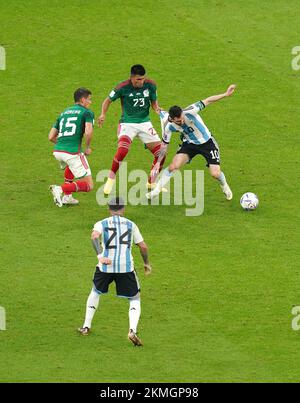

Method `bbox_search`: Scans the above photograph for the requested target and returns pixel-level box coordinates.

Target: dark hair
[108,196,125,211]
[168,105,182,119]
[130,64,146,76]
[74,87,92,103]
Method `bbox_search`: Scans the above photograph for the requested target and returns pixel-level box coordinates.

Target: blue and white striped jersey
[93,215,144,273]
[160,101,212,145]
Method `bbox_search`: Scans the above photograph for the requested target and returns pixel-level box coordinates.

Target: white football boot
[146,184,162,200]
[221,183,233,200]
[62,194,79,205]
[103,177,115,195]
[128,329,143,346]
[49,185,63,207]
[146,182,168,193]
[78,327,90,336]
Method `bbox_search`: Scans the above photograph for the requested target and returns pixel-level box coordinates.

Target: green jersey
[53,104,94,154]
[108,78,157,123]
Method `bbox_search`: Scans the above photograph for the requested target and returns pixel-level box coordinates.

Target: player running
[48,88,95,207]
[78,197,151,347]
[146,84,236,201]
[97,64,166,195]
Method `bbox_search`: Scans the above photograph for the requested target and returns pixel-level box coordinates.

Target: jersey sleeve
[93,221,103,235]
[52,117,60,130]
[108,86,122,102]
[162,124,174,144]
[84,110,95,126]
[133,224,144,244]
[159,111,172,144]
[149,83,157,101]
[183,100,205,115]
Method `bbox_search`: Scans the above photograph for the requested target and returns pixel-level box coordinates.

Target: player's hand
[84,147,92,156]
[98,257,112,265]
[97,114,105,128]
[226,84,236,97]
[144,264,152,275]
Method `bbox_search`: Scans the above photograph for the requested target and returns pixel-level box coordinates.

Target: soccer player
[78,197,151,347]
[48,88,94,207]
[97,64,166,195]
[146,84,236,201]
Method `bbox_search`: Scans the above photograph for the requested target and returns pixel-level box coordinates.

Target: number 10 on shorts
[0,306,6,330]
[210,150,220,160]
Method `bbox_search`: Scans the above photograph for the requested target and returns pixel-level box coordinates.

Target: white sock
[157,168,174,190]
[216,171,227,186]
[83,289,100,329]
[128,296,141,333]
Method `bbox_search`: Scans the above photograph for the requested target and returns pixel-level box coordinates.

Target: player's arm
[202,84,236,106]
[49,116,60,143]
[150,82,161,114]
[136,241,152,275]
[133,224,151,275]
[97,97,112,128]
[84,122,93,155]
[91,230,111,265]
[151,100,161,114]
[48,127,58,143]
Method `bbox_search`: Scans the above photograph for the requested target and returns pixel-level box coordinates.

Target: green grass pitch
[1,0,300,382]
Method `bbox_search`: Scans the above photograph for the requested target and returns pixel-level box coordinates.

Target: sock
[148,144,166,183]
[156,168,174,190]
[216,171,227,186]
[128,296,141,333]
[61,181,90,193]
[64,167,74,195]
[64,166,74,183]
[83,289,100,329]
[110,136,131,177]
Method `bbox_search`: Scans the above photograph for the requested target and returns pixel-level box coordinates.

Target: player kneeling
[48,88,94,207]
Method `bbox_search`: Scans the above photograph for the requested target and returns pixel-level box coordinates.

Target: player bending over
[146,84,236,201]
[98,64,166,195]
[49,88,94,207]
[78,197,152,347]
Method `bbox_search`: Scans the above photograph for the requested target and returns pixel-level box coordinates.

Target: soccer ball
[240,192,259,210]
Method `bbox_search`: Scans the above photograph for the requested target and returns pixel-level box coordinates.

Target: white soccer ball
[240,192,259,210]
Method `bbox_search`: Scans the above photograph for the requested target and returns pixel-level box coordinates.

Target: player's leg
[62,166,79,205]
[204,137,233,200]
[115,271,143,346]
[79,287,101,335]
[146,152,190,199]
[145,141,166,187]
[79,270,112,335]
[128,292,143,346]
[104,124,136,195]
[137,122,166,189]
[209,164,232,200]
[54,158,78,204]
[50,153,93,207]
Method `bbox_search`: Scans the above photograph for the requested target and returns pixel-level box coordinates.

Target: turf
[1,0,300,383]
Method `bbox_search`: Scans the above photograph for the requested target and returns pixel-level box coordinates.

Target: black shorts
[93,267,140,298]
[177,137,220,167]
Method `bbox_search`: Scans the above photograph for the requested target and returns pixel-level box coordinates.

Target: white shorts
[118,122,161,144]
[53,152,91,179]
